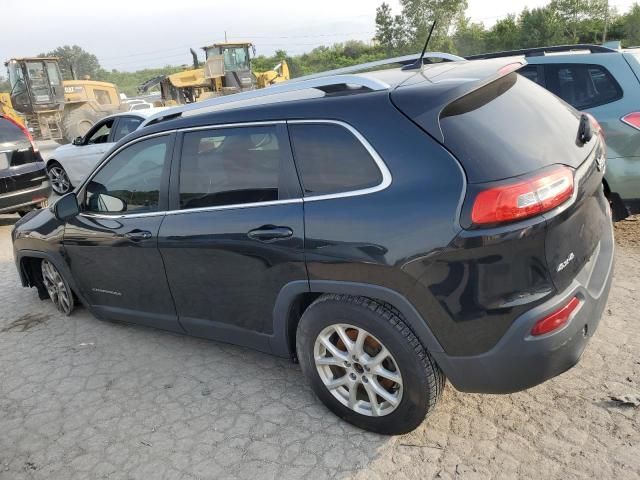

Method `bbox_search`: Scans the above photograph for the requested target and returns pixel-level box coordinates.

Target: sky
[1,0,637,72]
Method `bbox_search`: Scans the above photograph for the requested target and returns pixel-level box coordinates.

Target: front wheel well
[46,159,61,170]
[19,257,48,300]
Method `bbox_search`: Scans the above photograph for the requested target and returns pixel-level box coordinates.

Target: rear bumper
[0,181,51,214]
[434,219,615,394]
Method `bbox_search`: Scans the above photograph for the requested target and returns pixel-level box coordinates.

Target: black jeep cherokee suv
[12,57,614,434]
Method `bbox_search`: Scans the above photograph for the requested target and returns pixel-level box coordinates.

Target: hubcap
[48,166,70,194]
[41,260,73,315]
[314,324,403,417]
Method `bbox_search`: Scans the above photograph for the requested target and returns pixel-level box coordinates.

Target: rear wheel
[296,294,445,435]
[41,260,74,316]
[47,161,72,195]
[61,104,99,143]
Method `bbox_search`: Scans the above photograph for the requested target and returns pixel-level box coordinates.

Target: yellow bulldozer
[4,57,124,143]
[139,42,290,106]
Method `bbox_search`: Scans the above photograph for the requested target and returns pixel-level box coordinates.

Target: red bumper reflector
[531,297,581,336]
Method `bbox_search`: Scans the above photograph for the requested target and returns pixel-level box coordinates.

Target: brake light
[471,166,574,226]
[3,115,39,153]
[498,62,524,76]
[531,297,581,336]
[621,112,640,131]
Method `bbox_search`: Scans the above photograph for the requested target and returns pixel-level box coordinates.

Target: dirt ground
[0,214,638,480]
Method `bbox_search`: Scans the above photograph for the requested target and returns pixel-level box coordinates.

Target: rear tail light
[531,297,581,336]
[621,112,640,131]
[471,166,574,226]
[4,115,39,153]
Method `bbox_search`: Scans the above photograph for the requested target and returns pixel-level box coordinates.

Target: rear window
[288,123,382,196]
[0,118,26,143]
[545,64,622,109]
[112,116,143,142]
[440,73,586,183]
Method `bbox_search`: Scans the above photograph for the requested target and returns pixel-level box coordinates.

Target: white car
[46,108,167,195]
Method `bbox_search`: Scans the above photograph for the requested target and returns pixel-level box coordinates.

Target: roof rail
[287,52,465,82]
[466,44,617,60]
[143,74,391,126]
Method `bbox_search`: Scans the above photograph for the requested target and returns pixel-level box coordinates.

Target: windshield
[222,47,250,71]
[7,61,26,95]
[25,61,51,102]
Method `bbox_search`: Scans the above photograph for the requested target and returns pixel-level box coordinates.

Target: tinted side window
[288,123,382,196]
[546,64,622,109]
[86,119,114,145]
[179,126,284,209]
[85,136,170,214]
[112,116,143,142]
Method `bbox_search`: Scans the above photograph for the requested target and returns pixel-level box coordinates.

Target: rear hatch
[391,60,609,290]
[0,117,46,195]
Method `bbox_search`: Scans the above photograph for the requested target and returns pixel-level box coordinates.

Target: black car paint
[0,117,51,214]
[12,62,614,394]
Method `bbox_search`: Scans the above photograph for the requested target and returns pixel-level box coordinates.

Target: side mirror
[53,192,79,221]
[72,136,83,146]
[93,193,126,213]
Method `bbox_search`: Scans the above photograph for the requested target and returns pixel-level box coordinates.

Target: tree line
[374,0,640,57]
[3,1,639,96]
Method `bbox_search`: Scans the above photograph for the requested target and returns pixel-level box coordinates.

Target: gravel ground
[0,214,638,480]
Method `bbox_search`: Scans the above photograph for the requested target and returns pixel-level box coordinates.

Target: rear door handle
[247,225,293,242]
[123,230,152,240]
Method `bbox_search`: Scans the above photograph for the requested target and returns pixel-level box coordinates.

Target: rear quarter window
[545,63,622,109]
[0,118,27,143]
[288,123,383,197]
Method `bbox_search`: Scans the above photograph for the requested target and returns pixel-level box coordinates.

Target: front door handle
[247,225,293,242]
[123,230,152,240]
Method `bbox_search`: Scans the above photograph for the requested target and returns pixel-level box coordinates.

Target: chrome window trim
[286,119,392,202]
[77,130,176,220]
[164,198,303,217]
[179,120,286,132]
[78,119,392,219]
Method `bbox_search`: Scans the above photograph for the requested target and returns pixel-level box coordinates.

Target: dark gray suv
[12,55,614,434]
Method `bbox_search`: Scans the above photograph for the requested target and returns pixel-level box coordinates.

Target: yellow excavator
[4,57,124,142]
[139,42,290,106]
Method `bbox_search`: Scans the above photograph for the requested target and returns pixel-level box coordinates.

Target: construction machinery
[139,42,290,106]
[4,57,124,143]
[0,92,25,127]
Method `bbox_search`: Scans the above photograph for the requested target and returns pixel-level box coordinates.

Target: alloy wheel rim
[49,166,70,194]
[313,324,403,417]
[41,260,72,315]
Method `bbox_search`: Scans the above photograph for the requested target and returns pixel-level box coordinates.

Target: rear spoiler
[391,58,527,143]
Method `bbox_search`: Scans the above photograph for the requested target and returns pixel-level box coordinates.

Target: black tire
[296,294,445,435]
[47,161,73,195]
[61,105,100,143]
